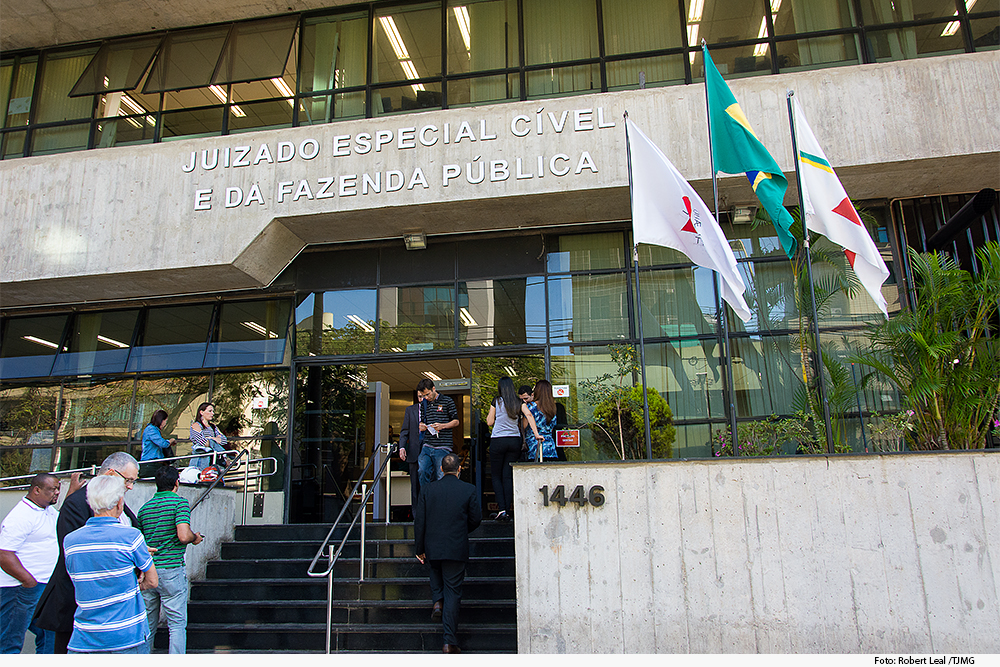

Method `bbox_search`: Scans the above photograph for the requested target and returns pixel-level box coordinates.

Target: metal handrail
[305,442,397,655]
[0,451,219,490]
[191,448,250,511]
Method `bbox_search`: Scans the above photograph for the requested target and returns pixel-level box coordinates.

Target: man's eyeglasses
[112,469,138,486]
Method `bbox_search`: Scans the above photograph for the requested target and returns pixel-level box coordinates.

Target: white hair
[98,451,138,475]
[86,474,125,513]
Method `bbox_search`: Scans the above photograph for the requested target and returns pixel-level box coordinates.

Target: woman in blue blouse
[190,402,228,470]
[521,380,558,461]
[140,410,176,463]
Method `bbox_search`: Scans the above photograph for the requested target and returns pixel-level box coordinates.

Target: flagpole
[702,42,740,454]
[786,90,835,453]
[624,111,654,460]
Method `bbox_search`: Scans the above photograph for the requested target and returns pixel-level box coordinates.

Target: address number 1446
[539,485,605,507]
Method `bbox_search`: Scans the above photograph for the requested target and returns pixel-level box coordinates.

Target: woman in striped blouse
[189,402,228,470]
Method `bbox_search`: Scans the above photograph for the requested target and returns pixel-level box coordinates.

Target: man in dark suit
[414,453,481,654]
[32,452,141,653]
[398,392,424,512]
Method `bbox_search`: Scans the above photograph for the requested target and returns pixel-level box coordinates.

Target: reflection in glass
[130,375,210,444]
[448,0,518,74]
[673,422,714,459]
[636,267,718,338]
[56,378,136,444]
[859,0,961,25]
[547,232,626,272]
[51,443,143,474]
[52,310,139,376]
[206,300,291,367]
[868,23,967,61]
[0,386,60,459]
[1,315,68,379]
[459,278,547,347]
[731,260,799,334]
[548,273,629,343]
[127,304,213,372]
[523,0,599,65]
[374,3,443,85]
[644,340,725,421]
[379,285,456,350]
[729,335,802,418]
[295,290,377,356]
[686,0,765,65]
[301,12,369,93]
[372,83,443,115]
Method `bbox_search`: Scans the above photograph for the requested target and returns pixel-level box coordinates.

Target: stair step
[206,556,515,579]
[234,522,513,542]
[221,536,514,560]
[190,577,515,601]
[188,599,516,625]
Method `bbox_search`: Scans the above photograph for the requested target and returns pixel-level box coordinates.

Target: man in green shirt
[137,466,203,654]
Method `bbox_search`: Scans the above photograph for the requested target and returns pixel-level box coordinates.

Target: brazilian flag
[703,45,797,258]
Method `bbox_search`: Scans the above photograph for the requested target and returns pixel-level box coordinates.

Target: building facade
[1,0,998,521]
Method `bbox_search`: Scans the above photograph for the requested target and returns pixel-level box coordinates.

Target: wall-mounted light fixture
[731,206,756,224]
[404,232,427,250]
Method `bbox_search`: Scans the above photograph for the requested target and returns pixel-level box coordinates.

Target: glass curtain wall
[3,0,993,158]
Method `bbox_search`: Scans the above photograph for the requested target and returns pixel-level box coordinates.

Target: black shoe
[493,511,507,521]
[443,644,461,653]
[431,600,443,620]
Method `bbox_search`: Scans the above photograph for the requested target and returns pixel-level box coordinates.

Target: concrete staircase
[155,522,517,653]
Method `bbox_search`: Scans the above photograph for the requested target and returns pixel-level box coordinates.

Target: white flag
[793,98,890,316]
[626,117,751,323]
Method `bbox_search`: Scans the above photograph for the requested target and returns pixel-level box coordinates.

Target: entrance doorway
[289,353,543,523]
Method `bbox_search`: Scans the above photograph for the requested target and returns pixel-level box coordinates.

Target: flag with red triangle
[793,98,890,316]
[626,117,751,323]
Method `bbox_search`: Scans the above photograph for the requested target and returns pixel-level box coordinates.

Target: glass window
[673,422,714,459]
[51,310,139,376]
[296,290,378,356]
[692,43,772,80]
[144,25,231,93]
[372,82,443,115]
[971,17,1000,49]
[0,385,60,451]
[775,35,861,71]
[226,98,294,133]
[131,374,210,443]
[56,377,136,444]
[636,267,719,338]
[379,284,456,351]
[546,232,627,272]
[212,16,299,85]
[1,131,27,159]
[772,0,856,34]
[30,123,91,155]
[526,64,600,97]
[867,23,968,60]
[1,60,14,128]
[448,0,519,75]
[729,335,802,418]
[158,106,225,140]
[374,3,443,85]
[93,114,157,149]
[603,0,683,55]
[210,370,289,491]
[127,304,213,372]
[686,0,767,50]
[69,35,163,97]
[459,278,547,347]
[644,340,726,420]
[0,315,68,379]
[549,344,658,461]
[859,0,962,25]
[206,300,291,368]
[301,11,369,93]
[4,57,37,129]
[523,0,599,65]
[606,55,686,89]
[447,74,519,106]
[51,443,140,474]
[299,91,366,123]
[35,49,97,123]
[548,273,630,343]
[730,260,800,333]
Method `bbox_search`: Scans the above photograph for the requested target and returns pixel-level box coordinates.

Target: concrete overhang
[1,54,998,309]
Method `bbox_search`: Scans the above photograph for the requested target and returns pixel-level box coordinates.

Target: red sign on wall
[555,430,580,448]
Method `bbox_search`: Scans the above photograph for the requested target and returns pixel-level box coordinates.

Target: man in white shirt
[0,473,60,654]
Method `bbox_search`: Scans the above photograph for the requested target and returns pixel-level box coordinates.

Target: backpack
[198,465,222,484]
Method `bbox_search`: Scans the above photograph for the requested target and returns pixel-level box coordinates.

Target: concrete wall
[512,452,1000,653]
[2,52,997,307]
[0,480,236,581]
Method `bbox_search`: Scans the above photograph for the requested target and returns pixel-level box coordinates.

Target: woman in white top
[486,377,522,521]
[189,402,228,470]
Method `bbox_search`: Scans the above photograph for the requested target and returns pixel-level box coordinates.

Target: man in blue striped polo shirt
[64,475,158,654]
[416,378,459,487]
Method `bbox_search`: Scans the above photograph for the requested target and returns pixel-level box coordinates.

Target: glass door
[291,363,368,523]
